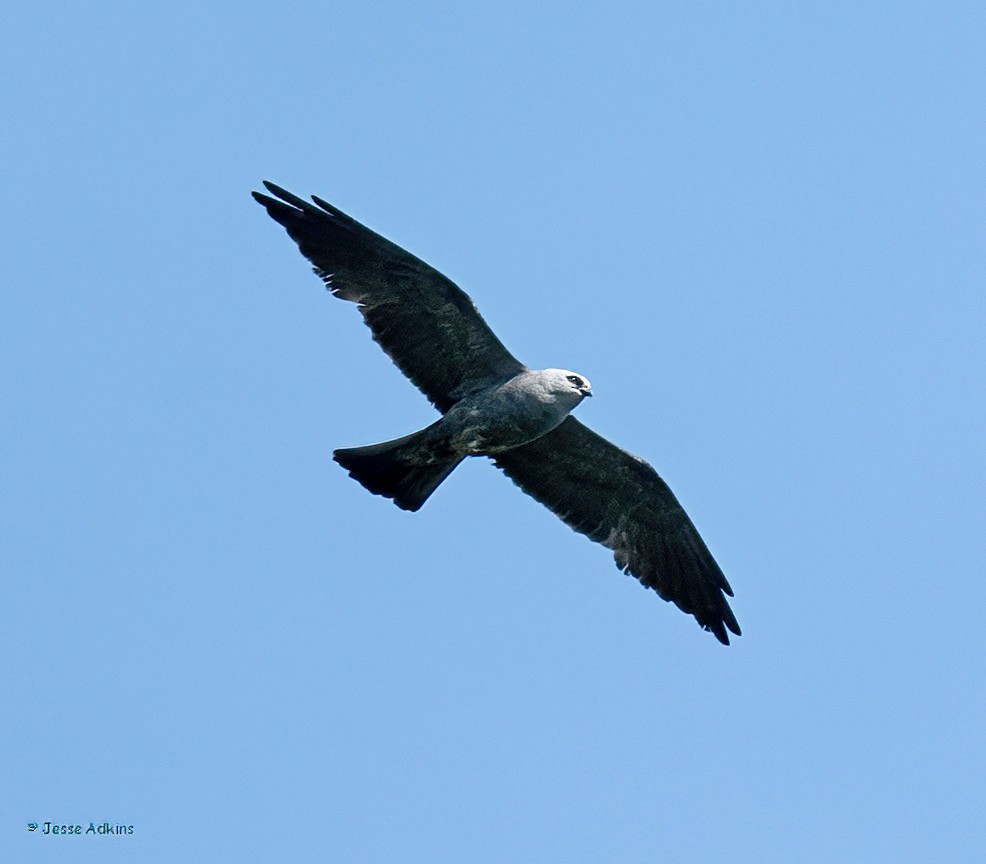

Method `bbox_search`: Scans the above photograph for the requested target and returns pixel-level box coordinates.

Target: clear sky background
[3,2,984,861]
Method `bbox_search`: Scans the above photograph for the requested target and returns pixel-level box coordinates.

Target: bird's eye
[567,375,583,387]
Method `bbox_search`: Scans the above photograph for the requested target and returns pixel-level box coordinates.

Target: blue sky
[3,1,984,861]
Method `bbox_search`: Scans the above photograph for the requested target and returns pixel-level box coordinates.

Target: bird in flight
[252,182,741,644]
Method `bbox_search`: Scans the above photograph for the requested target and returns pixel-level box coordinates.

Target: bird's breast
[442,387,574,455]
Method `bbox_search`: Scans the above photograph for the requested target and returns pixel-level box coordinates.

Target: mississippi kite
[253,182,741,644]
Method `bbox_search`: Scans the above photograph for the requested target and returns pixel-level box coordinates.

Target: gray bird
[252,182,741,644]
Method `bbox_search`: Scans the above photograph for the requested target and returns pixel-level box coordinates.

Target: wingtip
[704,603,741,645]
[254,182,353,230]
[723,603,742,637]
[710,622,730,645]
[311,193,341,216]
[260,181,317,212]
[259,180,305,198]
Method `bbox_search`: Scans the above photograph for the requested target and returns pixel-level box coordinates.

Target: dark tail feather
[333,434,463,512]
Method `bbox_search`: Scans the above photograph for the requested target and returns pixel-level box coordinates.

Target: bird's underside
[253,181,741,644]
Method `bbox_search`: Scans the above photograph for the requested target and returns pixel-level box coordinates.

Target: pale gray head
[540,368,593,405]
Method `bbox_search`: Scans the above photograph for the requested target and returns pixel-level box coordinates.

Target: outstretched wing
[494,417,740,644]
[253,182,525,412]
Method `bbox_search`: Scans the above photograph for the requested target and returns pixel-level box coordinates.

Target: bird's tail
[333,431,464,512]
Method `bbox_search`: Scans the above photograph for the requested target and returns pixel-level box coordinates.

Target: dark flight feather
[495,417,740,644]
[252,182,524,412]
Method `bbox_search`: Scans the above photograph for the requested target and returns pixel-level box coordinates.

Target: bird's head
[543,369,593,402]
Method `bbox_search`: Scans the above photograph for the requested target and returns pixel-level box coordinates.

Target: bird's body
[438,368,592,455]
[253,182,742,644]
[335,368,591,511]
